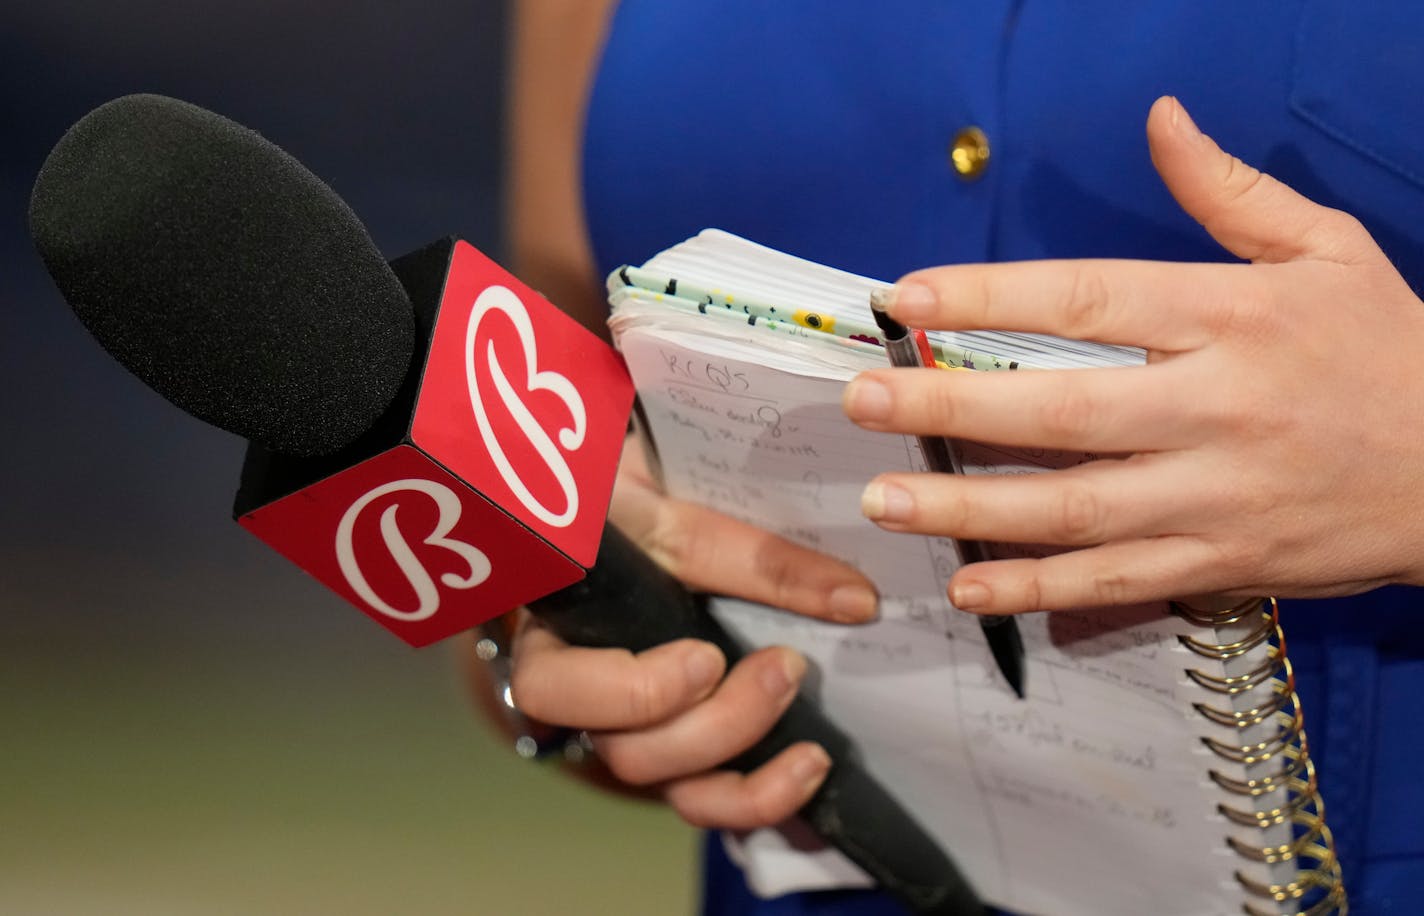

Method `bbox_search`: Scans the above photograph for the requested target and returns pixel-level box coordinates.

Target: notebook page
[617,321,1243,916]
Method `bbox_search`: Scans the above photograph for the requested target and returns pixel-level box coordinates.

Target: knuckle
[743,780,793,829]
[1060,265,1113,338]
[1205,287,1281,340]
[1210,381,1261,435]
[933,482,973,532]
[1215,537,1268,582]
[1240,539,1273,579]
[643,513,692,576]
[1019,575,1047,613]
[1037,386,1099,440]
[752,544,802,611]
[923,380,961,432]
[1315,209,1385,265]
[1317,207,1366,243]
[966,270,997,327]
[667,787,723,830]
[507,667,552,721]
[1088,569,1138,607]
[598,742,659,787]
[624,667,677,725]
[1232,479,1276,520]
[1214,156,1268,210]
[1053,482,1107,544]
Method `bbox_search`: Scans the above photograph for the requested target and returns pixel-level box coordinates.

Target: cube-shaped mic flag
[235,239,634,646]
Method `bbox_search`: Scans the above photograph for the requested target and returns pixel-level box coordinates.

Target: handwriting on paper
[616,326,1234,913]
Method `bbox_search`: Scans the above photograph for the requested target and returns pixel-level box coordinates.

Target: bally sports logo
[334,478,493,622]
[464,284,586,528]
[335,285,588,623]
[239,240,630,647]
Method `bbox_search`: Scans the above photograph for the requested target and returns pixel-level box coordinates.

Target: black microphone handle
[528,523,985,916]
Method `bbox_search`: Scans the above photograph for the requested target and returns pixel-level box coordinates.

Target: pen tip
[869,287,892,313]
[985,619,1028,700]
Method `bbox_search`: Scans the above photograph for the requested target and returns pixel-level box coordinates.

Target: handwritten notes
[618,324,1245,916]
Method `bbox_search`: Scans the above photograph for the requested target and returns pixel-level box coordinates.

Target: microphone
[28,94,984,916]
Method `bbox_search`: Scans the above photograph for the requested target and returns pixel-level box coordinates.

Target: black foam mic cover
[28,94,415,456]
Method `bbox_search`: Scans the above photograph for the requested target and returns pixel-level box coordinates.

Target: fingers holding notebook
[610,431,881,624]
[847,97,1424,614]
[844,362,1212,452]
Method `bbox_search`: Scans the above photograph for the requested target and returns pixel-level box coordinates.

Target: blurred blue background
[1,2,694,912]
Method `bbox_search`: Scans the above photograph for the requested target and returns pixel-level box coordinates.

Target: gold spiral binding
[1171,598,1347,915]
[1208,744,1311,798]
[1185,648,1287,695]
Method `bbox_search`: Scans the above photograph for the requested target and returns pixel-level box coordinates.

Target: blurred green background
[2,1,697,912]
[1,562,695,915]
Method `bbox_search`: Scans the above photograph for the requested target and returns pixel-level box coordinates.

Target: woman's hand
[496,435,878,829]
[844,96,1424,614]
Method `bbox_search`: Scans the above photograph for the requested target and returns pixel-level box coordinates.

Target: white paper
[606,231,1294,915]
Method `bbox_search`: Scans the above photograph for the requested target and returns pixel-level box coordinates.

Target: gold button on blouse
[949,126,991,180]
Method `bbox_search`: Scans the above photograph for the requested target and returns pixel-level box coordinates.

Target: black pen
[869,290,1027,699]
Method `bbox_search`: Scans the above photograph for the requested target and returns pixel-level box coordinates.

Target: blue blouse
[583,3,1424,912]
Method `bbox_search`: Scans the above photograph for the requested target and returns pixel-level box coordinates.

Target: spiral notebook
[605,230,1345,916]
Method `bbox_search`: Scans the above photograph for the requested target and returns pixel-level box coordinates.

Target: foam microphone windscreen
[28,93,415,456]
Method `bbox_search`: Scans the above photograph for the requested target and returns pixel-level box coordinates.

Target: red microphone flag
[237,240,634,646]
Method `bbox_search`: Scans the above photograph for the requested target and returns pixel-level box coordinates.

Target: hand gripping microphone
[28,94,983,916]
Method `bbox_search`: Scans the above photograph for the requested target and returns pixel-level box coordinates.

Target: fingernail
[792,744,832,794]
[884,281,937,324]
[761,649,807,698]
[1171,97,1203,142]
[861,479,913,522]
[827,584,879,623]
[952,581,991,611]
[684,643,724,689]
[843,376,892,422]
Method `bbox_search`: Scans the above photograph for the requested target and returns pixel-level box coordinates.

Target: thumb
[1147,95,1379,266]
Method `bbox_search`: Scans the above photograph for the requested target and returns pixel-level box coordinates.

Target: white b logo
[335,479,492,621]
[466,285,585,528]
